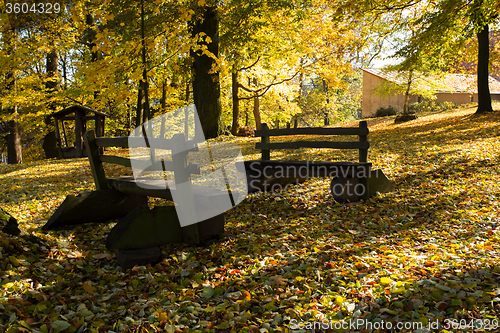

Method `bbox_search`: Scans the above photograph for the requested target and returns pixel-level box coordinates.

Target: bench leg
[182,224,200,245]
[106,206,184,250]
[106,206,226,250]
[43,190,148,230]
[182,212,225,245]
[116,247,161,269]
[330,177,369,203]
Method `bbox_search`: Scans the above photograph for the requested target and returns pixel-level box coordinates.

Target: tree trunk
[136,85,144,128]
[7,118,22,164]
[62,53,68,89]
[140,0,151,128]
[127,107,132,134]
[476,24,493,114]
[141,75,150,125]
[85,14,100,100]
[252,77,262,130]
[253,95,261,131]
[45,47,60,114]
[191,6,223,139]
[161,80,167,111]
[231,67,240,135]
[322,79,329,125]
[43,46,60,159]
[46,49,59,91]
[403,69,413,115]
[4,23,22,164]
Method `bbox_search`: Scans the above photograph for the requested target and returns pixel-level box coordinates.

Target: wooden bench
[243,121,373,202]
[83,129,232,252]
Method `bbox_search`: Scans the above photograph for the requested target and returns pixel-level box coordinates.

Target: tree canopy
[1,0,498,161]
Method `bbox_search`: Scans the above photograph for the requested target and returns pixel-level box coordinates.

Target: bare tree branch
[239,56,261,71]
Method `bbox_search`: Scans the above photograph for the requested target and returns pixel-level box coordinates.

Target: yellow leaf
[9,256,22,267]
[380,277,394,285]
[156,311,168,321]
[198,0,206,6]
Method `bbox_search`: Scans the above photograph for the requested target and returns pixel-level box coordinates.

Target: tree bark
[62,53,68,89]
[322,79,330,125]
[45,46,60,115]
[140,0,151,128]
[43,45,60,159]
[191,6,223,139]
[476,24,493,113]
[136,85,144,128]
[4,23,22,164]
[46,48,59,92]
[161,80,167,111]
[185,79,191,102]
[85,14,100,100]
[141,75,150,125]
[7,118,22,164]
[231,67,240,135]
[253,95,261,131]
[252,77,262,130]
[403,69,413,115]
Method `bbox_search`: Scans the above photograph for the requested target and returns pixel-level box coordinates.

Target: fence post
[261,123,270,160]
[359,121,368,163]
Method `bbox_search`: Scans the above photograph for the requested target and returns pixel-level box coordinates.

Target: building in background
[361,68,500,118]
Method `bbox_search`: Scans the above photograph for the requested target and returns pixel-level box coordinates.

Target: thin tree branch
[239,56,261,71]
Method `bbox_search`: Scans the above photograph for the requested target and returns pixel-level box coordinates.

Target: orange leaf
[83,281,96,295]
[26,318,37,325]
[424,261,435,267]
[239,291,251,301]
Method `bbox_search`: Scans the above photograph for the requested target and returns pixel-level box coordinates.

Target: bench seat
[107,176,242,210]
[243,160,372,193]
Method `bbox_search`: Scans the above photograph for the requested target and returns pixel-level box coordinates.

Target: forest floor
[1,105,500,332]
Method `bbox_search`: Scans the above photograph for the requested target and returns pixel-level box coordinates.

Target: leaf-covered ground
[1,106,500,333]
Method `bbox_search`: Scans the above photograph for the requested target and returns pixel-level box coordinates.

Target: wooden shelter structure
[51,105,107,159]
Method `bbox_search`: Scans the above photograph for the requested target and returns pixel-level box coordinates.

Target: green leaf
[51,320,71,331]
[430,290,442,301]
[201,287,214,299]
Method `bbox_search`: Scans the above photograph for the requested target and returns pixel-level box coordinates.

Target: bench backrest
[254,121,369,162]
[83,130,200,191]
